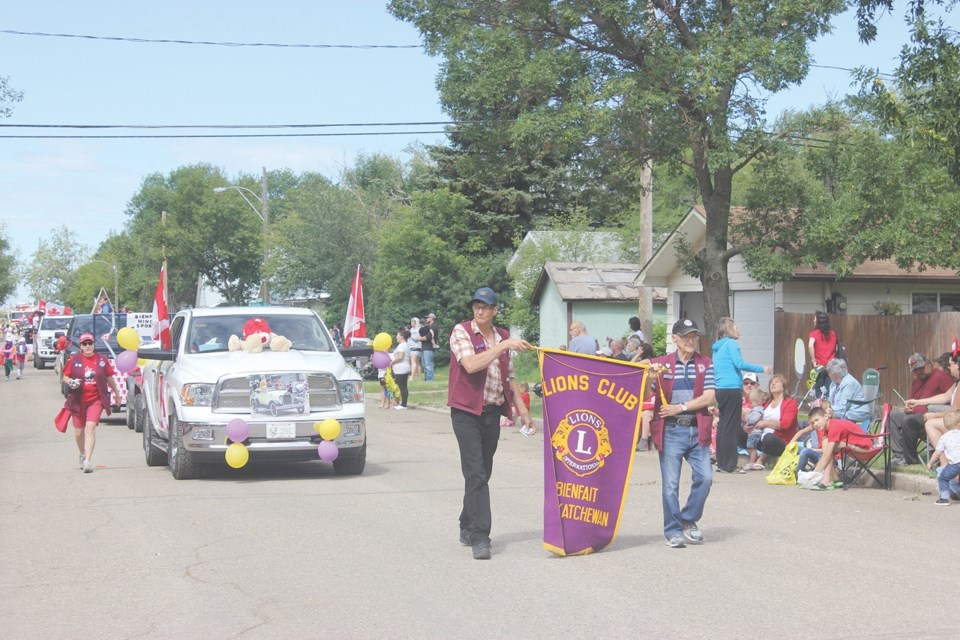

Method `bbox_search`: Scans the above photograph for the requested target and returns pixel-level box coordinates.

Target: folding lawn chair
[839,402,892,490]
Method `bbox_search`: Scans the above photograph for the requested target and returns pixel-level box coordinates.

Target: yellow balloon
[117,327,141,351]
[372,332,392,352]
[318,418,341,441]
[225,442,249,469]
[137,358,147,367]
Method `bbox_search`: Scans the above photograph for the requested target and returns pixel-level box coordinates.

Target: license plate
[266,423,296,439]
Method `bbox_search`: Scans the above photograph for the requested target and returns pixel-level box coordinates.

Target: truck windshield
[187,314,334,354]
[41,317,72,331]
[71,314,131,352]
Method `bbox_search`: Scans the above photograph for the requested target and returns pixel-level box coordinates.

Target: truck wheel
[168,414,200,480]
[133,394,144,433]
[126,396,136,429]
[333,442,366,476]
[36,357,45,370]
[143,414,168,467]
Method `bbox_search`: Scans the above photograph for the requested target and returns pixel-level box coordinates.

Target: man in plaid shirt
[448,287,534,560]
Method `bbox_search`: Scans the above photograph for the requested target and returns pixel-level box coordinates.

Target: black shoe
[472,540,491,560]
[459,529,470,546]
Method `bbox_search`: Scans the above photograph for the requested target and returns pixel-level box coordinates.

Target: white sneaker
[82,460,94,473]
[394,405,408,411]
[79,454,85,469]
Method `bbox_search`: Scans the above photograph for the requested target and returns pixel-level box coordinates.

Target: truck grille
[213,372,341,412]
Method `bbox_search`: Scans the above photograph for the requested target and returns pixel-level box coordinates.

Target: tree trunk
[638,160,653,341]
[698,167,734,352]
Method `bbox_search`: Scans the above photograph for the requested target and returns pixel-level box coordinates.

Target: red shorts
[71,402,105,428]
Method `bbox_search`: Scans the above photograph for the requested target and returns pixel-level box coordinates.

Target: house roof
[636,205,960,286]
[507,230,631,272]
[532,262,667,305]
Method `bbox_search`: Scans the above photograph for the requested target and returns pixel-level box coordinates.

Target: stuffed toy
[228,317,292,353]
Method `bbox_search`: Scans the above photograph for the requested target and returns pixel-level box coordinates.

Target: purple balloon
[371,350,391,369]
[115,349,138,373]
[225,418,249,443]
[317,440,339,462]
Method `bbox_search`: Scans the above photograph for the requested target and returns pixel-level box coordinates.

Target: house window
[912,293,960,313]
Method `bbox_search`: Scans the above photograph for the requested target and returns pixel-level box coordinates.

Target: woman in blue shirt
[712,317,770,473]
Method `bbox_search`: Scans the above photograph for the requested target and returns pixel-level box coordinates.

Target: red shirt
[909,368,955,414]
[826,418,873,449]
[809,329,837,366]
[75,353,116,404]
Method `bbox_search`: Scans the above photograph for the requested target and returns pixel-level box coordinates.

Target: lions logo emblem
[550,409,613,477]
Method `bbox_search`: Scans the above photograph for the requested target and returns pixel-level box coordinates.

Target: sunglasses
[80,340,94,346]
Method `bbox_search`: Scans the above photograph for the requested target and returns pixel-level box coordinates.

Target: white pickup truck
[135,306,368,480]
[33,314,73,369]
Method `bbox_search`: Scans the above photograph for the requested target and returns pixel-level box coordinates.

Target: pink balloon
[115,350,138,373]
[371,350,391,369]
[317,440,339,462]
[225,418,249,443]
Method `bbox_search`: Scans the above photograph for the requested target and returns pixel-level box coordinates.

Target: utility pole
[638,160,653,342]
[259,166,270,305]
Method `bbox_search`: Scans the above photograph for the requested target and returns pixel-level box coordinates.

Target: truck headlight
[338,380,364,403]
[181,383,215,407]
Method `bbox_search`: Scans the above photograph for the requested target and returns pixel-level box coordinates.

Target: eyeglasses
[80,341,94,346]
[472,303,495,312]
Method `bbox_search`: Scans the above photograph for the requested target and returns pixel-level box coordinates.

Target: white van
[33,314,73,369]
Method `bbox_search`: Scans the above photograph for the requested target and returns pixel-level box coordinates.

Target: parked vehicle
[33,314,73,369]
[136,306,369,479]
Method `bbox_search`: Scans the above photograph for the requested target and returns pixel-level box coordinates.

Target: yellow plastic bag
[766,441,800,485]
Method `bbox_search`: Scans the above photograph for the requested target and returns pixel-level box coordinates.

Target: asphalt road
[1,369,956,640]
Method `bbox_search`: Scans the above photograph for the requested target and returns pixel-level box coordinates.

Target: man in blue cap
[448,286,535,559]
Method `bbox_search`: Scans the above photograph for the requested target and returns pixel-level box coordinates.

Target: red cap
[79,332,95,343]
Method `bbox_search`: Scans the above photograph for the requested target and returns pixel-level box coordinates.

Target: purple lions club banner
[539,348,649,556]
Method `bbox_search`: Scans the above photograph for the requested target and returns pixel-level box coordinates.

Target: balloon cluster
[225,418,250,468]
[370,332,400,396]
[115,327,141,374]
[314,418,341,462]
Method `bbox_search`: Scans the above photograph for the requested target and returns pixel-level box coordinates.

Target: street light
[88,259,119,311]
[213,166,271,304]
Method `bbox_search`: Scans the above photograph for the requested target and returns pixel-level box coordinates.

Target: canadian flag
[152,263,172,349]
[343,264,366,347]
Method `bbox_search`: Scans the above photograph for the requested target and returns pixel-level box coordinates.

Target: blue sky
[1,2,911,304]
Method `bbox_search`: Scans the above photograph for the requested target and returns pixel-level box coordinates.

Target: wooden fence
[773,312,960,405]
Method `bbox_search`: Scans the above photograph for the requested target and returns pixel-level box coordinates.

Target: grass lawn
[365,360,544,418]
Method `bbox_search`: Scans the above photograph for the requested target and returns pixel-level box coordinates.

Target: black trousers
[451,407,501,544]
[715,388,744,472]
[760,433,786,458]
[394,372,409,407]
[889,411,926,463]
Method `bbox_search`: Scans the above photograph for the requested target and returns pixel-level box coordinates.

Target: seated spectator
[916,353,960,449]
[791,399,834,472]
[752,373,800,468]
[742,386,769,470]
[935,352,952,373]
[609,338,629,361]
[807,406,876,490]
[890,353,955,465]
[824,358,872,427]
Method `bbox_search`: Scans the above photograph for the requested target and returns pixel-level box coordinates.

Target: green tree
[0,222,17,304]
[390,0,849,336]
[124,164,267,308]
[0,75,23,118]
[854,1,960,183]
[22,226,88,303]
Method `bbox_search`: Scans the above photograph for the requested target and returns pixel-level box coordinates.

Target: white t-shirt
[392,342,411,375]
[760,403,781,438]
[936,429,960,465]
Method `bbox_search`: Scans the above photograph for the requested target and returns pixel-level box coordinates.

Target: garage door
[732,290,774,388]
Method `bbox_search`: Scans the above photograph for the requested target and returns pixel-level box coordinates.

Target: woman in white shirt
[390,329,412,409]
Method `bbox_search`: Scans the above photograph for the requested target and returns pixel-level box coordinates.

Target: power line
[0,130,449,140]
[0,121,466,130]
[0,29,421,49]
